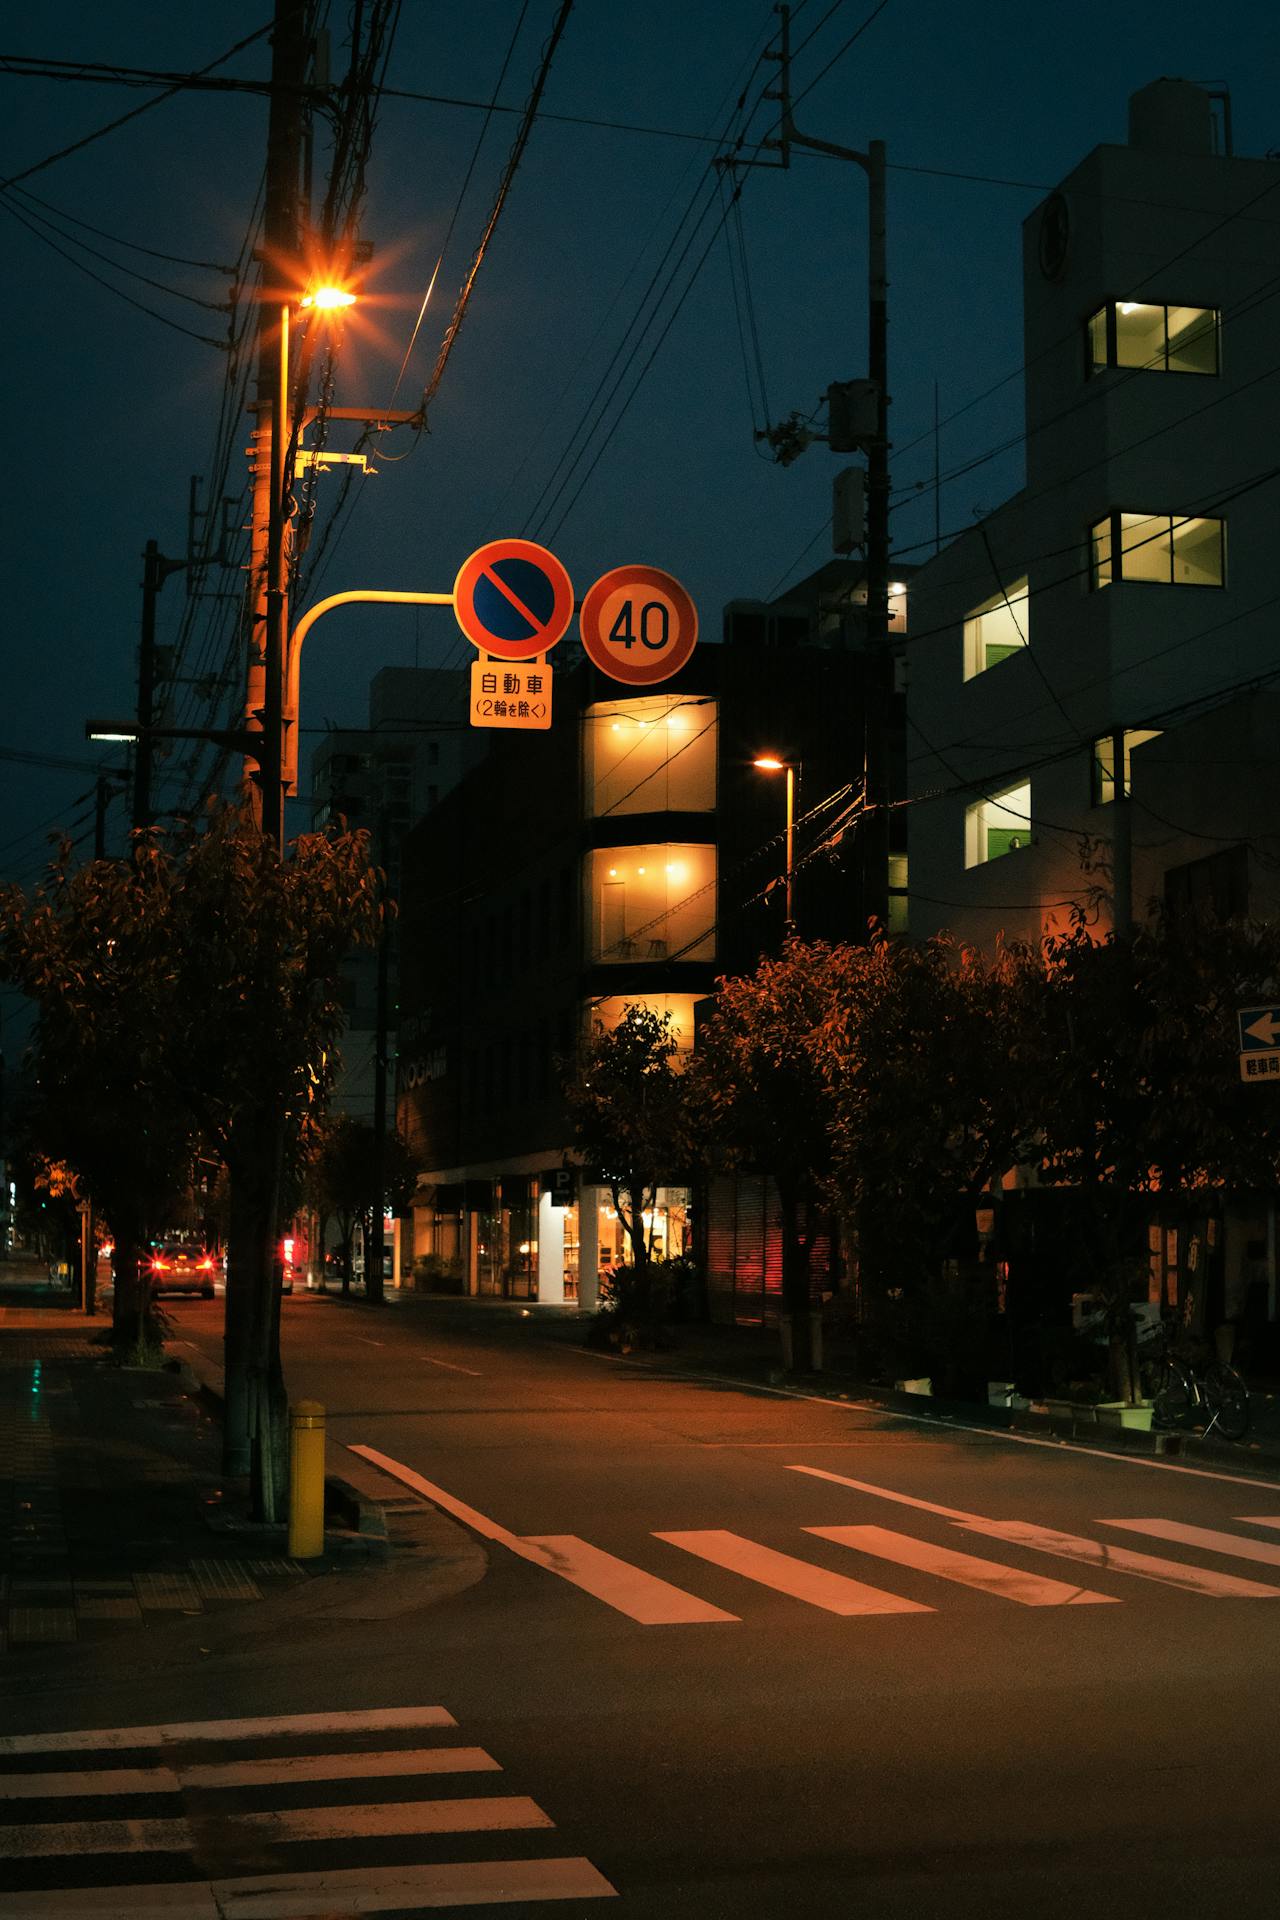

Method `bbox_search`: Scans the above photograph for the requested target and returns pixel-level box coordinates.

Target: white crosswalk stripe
[808,1523,1118,1606]
[0,1706,617,1915]
[655,1528,932,1615]
[1099,1518,1280,1566]
[958,1518,1280,1597]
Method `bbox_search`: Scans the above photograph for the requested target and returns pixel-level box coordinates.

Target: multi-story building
[906,79,1280,1334]
[394,621,867,1316]
[908,78,1280,949]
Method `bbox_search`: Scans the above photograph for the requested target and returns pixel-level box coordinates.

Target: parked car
[148,1244,218,1298]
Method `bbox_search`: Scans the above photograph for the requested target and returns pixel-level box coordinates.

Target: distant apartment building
[905,79,1280,1334]
[908,79,1280,948]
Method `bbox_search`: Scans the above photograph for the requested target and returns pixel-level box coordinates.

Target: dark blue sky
[2,0,1276,932]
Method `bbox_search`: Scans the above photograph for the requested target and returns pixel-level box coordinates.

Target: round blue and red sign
[453,538,574,661]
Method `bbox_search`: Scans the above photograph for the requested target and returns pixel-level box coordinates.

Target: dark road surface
[5,1290,1280,1918]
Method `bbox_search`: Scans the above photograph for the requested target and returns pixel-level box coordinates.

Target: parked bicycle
[1141,1319,1250,1441]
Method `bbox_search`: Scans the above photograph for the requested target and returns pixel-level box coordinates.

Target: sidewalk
[0,1258,487,1658]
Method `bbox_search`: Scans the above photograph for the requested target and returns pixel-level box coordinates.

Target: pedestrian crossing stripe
[350,1446,1280,1622]
[0,1705,618,1914]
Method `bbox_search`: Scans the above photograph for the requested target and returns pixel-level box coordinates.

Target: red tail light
[150,1257,168,1273]
[198,1257,214,1272]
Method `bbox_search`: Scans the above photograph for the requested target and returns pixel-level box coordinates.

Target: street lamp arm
[282,588,455,793]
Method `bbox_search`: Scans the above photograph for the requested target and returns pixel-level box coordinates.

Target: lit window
[588,994,705,1052]
[1086,301,1219,376]
[963,577,1029,679]
[1091,728,1162,805]
[583,696,717,817]
[587,845,716,963]
[1089,511,1224,588]
[965,782,1031,868]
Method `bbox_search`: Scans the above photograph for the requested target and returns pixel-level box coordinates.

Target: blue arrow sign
[1238,1006,1280,1050]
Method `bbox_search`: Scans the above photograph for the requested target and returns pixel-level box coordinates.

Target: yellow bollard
[288,1399,326,1560]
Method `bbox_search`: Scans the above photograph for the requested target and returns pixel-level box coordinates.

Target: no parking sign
[453,538,575,661]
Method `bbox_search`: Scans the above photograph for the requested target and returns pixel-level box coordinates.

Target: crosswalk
[0,1704,616,1916]
[352,1443,1280,1625]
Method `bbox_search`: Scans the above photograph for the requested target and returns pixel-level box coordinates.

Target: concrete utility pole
[245,0,309,851]
[134,540,189,832]
[765,4,893,930]
[365,810,393,1305]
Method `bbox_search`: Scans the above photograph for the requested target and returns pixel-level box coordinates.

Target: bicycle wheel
[1204,1362,1250,1441]
[1151,1356,1193,1429]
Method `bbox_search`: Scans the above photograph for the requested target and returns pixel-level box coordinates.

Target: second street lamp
[753,755,799,933]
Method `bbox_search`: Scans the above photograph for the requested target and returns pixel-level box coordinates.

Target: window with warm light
[1090,511,1225,588]
[1091,728,1162,805]
[963,577,1029,679]
[583,696,716,817]
[587,845,716,964]
[965,782,1031,867]
[1087,300,1219,376]
[589,993,705,1051]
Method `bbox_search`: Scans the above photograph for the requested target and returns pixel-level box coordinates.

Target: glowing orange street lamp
[299,284,357,311]
[753,755,799,932]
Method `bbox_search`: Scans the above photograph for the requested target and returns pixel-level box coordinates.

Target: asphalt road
[7,1290,1280,1919]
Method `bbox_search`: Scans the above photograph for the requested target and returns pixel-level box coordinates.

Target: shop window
[1091,728,1162,805]
[963,578,1029,679]
[587,845,716,964]
[1087,301,1219,376]
[584,695,717,817]
[1090,511,1224,588]
[965,782,1031,868]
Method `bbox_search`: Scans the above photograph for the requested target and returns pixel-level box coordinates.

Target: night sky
[2,1,1276,961]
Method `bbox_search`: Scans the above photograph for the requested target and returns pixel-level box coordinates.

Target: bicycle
[1141,1320,1250,1441]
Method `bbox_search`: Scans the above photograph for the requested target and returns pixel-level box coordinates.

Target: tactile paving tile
[75,1595,143,1622]
[133,1570,203,1611]
[244,1557,305,1576]
[7,1606,76,1644]
[188,1560,262,1601]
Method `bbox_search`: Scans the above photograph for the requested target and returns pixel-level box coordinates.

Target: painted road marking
[1235,1515,1280,1529]
[807,1523,1116,1607]
[349,1447,729,1622]
[1,1815,193,1857]
[232,1794,551,1841]
[523,1535,738,1624]
[1100,1518,1280,1566]
[654,1529,931,1616]
[0,1748,500,1799]
[958,1519,1280,1597]
[420,1353,484,1376]
[0,1858,617,1916]
[0,1705,456,1758]
[785,1463,977,1520]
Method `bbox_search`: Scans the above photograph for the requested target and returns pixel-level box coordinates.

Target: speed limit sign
[578,565,698,685]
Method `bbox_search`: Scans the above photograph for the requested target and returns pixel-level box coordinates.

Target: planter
[987,1381,1017,1408]
[1040,1398,1098,1425]
[895,1377,932,1396]
[1096,1399,1154,1432]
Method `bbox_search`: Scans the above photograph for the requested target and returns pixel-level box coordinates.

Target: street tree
[694,939,845,1370]
[0,837,194,1346]
[813,932,1043,1387]
[561,1005,705,1329]
[306,1112,417,1294]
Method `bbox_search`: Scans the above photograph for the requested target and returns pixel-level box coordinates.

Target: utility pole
[365,809,393,1305]
[1111,725,1133,938]
[246,0,309,851]
[760,4,894,930]
[134,540,188,832]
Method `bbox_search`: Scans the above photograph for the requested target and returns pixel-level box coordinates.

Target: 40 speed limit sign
[579,565,698,685]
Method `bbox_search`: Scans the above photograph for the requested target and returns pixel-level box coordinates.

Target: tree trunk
[778,1182,815,1372]
[224,1124,289,1518]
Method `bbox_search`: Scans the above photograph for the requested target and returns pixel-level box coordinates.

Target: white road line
[808,1523,1117,1607]
[0,1705,456,1759]
[1236,1515,1280,1528]
[0,1858,618,1916]
[0,1815,192,1858]
[420,1353,484,1376]
[655,1529,932,1616]
[785,1463,977,1520]
[958,1519,1280,1598]
[0,1748,500,1800]
[234,1795,551,1840]
[1101,1518,1280,1566]
[347,1448,731,1622]
[522,1535,738,1625]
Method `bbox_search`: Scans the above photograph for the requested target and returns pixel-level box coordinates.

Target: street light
[753,755,799,933]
